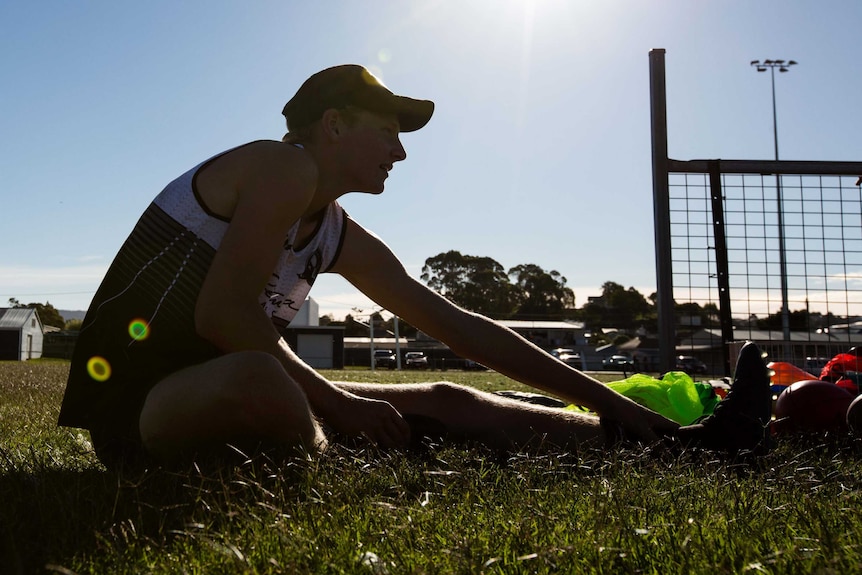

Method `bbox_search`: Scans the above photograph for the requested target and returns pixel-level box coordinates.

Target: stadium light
[750,59,798,160]
[750,58,798,344]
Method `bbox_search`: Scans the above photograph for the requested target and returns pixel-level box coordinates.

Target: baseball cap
[282,65,434,133]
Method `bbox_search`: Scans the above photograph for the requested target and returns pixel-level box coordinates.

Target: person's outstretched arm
[332,218,679,443]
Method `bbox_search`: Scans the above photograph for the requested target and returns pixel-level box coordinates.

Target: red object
[836,377,860,396]
[820,352,862,382]
[773,380,855,434]
[848,395,862,436]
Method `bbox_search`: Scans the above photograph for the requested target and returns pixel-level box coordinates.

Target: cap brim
[388,96,435,133]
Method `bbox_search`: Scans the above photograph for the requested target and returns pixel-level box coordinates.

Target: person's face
[336,108,407,194]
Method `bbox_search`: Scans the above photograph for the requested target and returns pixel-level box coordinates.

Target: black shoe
[674,342,772,455]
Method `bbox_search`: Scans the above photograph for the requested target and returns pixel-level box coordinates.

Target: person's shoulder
[232,140,318,190]
[237,140,312,166]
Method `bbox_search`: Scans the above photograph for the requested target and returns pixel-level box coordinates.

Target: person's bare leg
[334,381,607,450]
[139,351,326,461]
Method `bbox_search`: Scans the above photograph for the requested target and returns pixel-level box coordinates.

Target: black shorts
[85,378,154,471]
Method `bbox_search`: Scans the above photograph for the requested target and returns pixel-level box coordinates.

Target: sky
[1,1,860,320]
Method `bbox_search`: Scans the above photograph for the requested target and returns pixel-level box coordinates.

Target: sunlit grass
[2,361,862,573]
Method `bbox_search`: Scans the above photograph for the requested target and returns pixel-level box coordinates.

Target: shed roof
[695,328,862,343]
[0,308,37,329]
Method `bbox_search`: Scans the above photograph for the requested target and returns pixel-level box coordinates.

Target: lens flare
[87,356,112,382]
[128,319,150,341]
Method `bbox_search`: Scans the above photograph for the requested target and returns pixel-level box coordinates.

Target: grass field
[2,361,862,574]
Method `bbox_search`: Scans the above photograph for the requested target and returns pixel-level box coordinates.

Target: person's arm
[332,218,678,442]
[193,143,410,446]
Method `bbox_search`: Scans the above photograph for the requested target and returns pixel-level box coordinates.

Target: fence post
[708,160,734,376]
[650,48,675,373]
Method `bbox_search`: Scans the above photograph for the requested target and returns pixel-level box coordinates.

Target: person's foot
[674,342,772,455]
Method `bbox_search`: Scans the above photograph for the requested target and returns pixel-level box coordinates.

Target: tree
[319,313,335,326]
[7,298,65,329]
[756,308,811,331]
[342,314,369,337]
[421,250,519,317]
[581,281,653,332]
[702,303,721,327]
[507,263,575,320]
[378,315,418,339]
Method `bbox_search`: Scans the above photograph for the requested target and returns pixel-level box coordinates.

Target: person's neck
[298,140,352,214]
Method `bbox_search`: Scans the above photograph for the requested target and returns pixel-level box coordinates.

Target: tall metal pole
[370,312,375,372]
[650,49,675,373]
[770,65,780,160]
[752,59,797,351]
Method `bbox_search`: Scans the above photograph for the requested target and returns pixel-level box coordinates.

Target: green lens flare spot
[87,356,112,382]
[128,319,150,341]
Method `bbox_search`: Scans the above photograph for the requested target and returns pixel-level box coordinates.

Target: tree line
[10,250,828,340]
[321,251,663,343]
[323,250,828,345]
[6,298,69,329]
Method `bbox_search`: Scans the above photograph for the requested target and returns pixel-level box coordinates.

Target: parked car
[675,355,708,375]
[602,355,634,370]
[404,351,429,370]
[550,348,582,368]
[373,349,397,369]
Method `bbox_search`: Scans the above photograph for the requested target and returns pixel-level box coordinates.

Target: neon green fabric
[567,371,718,425]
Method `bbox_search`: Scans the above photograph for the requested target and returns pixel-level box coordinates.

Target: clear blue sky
[2,1,860,319]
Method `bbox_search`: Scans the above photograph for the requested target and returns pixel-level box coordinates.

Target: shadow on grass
[0,444,316,574]
[2,433,861,573]
[0,462,185,573]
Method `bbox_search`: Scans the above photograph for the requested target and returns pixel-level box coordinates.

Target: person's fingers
[361,404,411,448]
[393,410,411,439]
[382,414,410,447]
[374,401,410,447]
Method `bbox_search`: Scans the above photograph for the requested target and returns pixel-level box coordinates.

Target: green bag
[568,371,719,425]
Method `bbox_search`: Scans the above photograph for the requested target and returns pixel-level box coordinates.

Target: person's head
[282,65,433,194]
[281,65,434,144]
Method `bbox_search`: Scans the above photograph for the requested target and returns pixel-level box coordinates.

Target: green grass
[2,362,862,573]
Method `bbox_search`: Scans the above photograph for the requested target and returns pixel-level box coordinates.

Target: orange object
[767,361,818,386]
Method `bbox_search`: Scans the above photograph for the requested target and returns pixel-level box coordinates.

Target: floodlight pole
[751,59,797,349]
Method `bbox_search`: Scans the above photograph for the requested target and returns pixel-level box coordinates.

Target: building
[0,308,44,360]
[279,298,345,369]
[497,319,589,348]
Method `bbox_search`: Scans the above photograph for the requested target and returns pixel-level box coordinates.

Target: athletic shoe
[674,341,772,455]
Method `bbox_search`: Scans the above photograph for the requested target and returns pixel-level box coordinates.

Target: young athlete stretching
[58,65,771,468]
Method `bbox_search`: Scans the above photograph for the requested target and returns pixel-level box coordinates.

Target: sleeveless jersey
[58,142,347,431]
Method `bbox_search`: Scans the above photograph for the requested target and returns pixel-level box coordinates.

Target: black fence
[650,49,862,374]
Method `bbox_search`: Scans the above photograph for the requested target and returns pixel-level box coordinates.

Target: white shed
[0,308,44,360]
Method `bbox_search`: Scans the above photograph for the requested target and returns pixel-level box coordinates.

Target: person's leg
[139,351,326,461]
[333,380,607,451]
[336,341,772,455]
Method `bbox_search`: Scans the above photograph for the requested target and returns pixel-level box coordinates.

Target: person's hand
[325,393,411,448]
[602,395,679,444]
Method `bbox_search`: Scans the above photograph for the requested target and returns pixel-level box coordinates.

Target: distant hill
[59,310,87,322]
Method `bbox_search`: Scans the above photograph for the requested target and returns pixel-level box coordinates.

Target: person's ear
[320,108,342,139]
